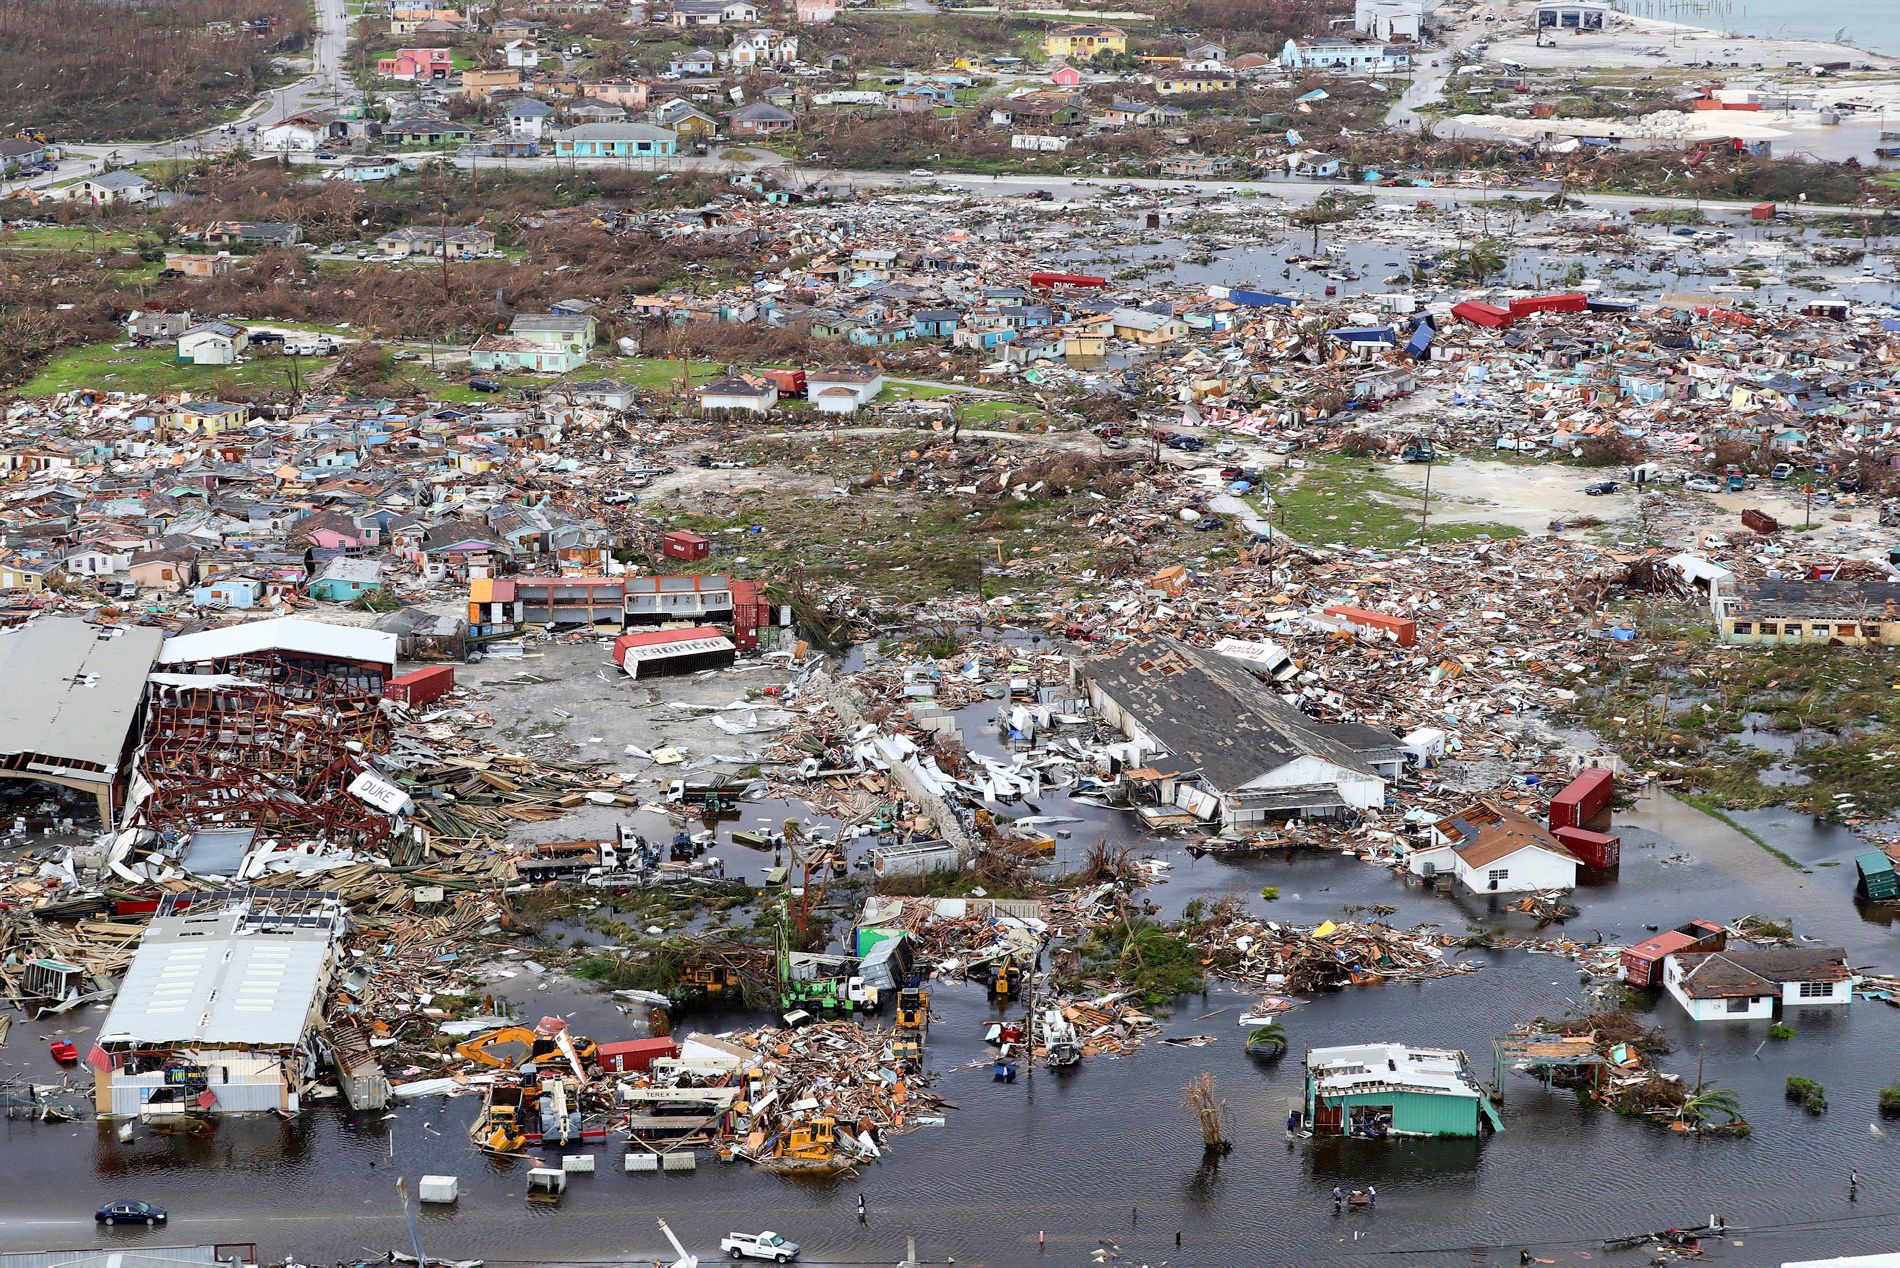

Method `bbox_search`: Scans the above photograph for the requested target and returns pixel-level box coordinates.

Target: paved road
[4,0,351,194]
[443,152,1885,220]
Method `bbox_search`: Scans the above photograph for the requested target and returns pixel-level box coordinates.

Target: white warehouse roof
[159,617,397,670]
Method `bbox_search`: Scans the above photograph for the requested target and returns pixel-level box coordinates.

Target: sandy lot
[1483,16,1897,73]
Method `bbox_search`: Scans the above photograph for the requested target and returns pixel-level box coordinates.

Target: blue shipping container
[1229,288,1297,308]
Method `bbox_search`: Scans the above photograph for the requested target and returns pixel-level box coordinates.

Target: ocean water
[1617,0,1900,56]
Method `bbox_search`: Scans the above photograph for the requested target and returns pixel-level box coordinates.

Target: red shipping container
[1322,603,1417,648]
[1506,293,1588,319]
[384,665,455,707]
[1029,271,1107,288]
[1554,824,1620,869]
[1549,767,1614,831]
[596,1037,679,1073]
[661,530,710,563]
[1450,301,1513,328]
[1749,202,1776,219]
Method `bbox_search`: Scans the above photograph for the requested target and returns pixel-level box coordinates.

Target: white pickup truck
[719,1230,801,1262]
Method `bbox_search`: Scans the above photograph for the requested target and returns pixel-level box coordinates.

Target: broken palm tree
[1183,1072,1231,1155]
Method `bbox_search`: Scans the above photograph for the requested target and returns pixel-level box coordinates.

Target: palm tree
[1442,238,1507,284]
[1246,1022,1288,1059]
[1679,1086,1742,1126]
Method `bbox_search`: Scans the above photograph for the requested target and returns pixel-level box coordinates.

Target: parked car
[1683,476,1722,493]
[1584,480,1619,496]
[466,377,503,393]
[721,1230,800,1262]
[907,168,933,177]
[1771,462,1795,480]
[97,1201,167,1226]
[49,1040,78,1062]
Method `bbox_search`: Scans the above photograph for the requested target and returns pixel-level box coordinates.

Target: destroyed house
[1302,1043,1501,1139]
[1662,946,1853,1021]
[92,890,349,1117]
[1082,638,1396,829]
[0,617,165,826]
[1716,578,1900,646]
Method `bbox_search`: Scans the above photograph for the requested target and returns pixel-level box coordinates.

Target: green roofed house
[1301,1042,1502,1139]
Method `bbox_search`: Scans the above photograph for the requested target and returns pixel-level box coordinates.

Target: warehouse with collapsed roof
[0,616,165,827]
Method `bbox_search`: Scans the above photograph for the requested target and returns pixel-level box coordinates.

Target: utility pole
[1418,454,1432,542]
[1024,952,1035,1084]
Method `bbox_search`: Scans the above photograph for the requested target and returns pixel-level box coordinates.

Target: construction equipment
[456,1024,597,1079]
[759,1115,849,1173]
[657,1217,699,1268]
[680,963,736,996]
[895,985,930,1032]
[1042,1007,1080,1070]
[891,1031,922,1070]
[989,954,1024,999]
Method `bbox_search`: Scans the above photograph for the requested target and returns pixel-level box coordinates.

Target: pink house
[795,0,836,21]
[292,510,378,550]
[1049,61,1081,87]
[377,48,453,80]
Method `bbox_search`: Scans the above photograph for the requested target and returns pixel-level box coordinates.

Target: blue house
[848,323,913,347]
[192,577,262,608]
[912,309,960,339]
[304,557,385,602]
[550,123,678,159]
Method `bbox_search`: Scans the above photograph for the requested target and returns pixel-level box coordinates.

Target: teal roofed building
[1301,1042,1501,1139]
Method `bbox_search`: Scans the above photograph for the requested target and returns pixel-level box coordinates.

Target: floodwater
[1618,0,1900,57]
[9,783,1900,1265]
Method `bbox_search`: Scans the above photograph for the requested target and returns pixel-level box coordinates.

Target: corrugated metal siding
[1321,1089,1480,1137]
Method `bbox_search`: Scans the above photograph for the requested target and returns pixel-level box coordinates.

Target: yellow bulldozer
[760,1115,850,1173]
[896,984,930,1032]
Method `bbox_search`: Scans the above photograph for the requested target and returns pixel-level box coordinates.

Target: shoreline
[1483,0,1900,71]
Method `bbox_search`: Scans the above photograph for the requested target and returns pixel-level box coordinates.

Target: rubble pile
[1196,915,1478,993]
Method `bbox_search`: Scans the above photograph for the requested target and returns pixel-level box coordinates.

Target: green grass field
[0,226,140,251]
[20,340,304,396]
[1267,455,1523,549]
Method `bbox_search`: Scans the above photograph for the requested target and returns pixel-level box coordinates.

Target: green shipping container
[1857,850,1899,901]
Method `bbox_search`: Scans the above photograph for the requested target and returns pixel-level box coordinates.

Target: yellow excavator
[455,1025,598,1080]
[990,954,1024,999]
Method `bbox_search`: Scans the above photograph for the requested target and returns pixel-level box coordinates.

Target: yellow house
[168,401,249,438]
[0,557,47,591]
[1041,23,1127,60]
[460,68,526,100]
[456,451,494,475]
[1156,71,1235,95]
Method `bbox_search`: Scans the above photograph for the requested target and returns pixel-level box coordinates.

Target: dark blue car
[97,1200,167,1226]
